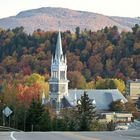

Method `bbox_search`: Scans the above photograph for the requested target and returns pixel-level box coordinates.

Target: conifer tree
[26,99,44,131]
[76,91,96,131]
[39,109,52,131]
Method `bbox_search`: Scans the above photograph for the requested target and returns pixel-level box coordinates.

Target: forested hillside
[0,25,139,130]
[0,25,140,82]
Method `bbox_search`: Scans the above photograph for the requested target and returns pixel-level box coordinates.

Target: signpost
[2,106,13,126]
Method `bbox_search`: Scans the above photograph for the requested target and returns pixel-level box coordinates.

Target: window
[53,71,58,78]
[60,71,65,79]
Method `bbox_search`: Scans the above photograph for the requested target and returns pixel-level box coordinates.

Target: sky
[0,0,139,18]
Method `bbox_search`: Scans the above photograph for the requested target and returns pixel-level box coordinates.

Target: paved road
[0,130,140,140]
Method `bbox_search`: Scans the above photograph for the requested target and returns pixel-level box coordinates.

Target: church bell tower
[49,29,69,113]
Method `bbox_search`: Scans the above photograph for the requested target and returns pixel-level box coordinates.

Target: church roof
[65,89,127,110]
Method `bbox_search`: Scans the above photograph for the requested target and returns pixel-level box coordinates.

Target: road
[0,130,140,140]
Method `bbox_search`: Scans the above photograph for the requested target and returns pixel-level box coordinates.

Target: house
[98,112,133,130]
[99,112,133,123]
[126,79,140,100]
[48,29,127,113]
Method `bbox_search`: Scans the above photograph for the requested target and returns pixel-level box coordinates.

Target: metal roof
[65,89,127,110]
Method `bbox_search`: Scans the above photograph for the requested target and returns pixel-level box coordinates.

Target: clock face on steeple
[50,84,58,92]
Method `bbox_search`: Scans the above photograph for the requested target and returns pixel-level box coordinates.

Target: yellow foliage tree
[25,73,45,86]
[85,81,95,89]
[25,73,49,99]
[113,79,126,94]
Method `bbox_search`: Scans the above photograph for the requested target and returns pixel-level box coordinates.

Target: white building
[126,79,140,100]
[49,30,127,113]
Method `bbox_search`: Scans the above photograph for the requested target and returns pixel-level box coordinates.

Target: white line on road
[10,131,17,140]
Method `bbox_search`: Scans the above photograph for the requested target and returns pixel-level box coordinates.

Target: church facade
[49,30,127,113]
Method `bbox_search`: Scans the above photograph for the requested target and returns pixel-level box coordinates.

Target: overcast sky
[0,0,139,18]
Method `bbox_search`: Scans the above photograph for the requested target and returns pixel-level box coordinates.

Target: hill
[0,7,140,33]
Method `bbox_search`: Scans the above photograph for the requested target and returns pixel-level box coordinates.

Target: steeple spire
[54,22,64,62]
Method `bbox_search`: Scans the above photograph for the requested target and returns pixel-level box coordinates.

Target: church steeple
[54,29,64,63]
[49,27,69,114]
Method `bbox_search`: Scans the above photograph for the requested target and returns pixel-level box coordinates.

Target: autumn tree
[17,84,40,109]
[109,100,126,112]
[25,73,49,98]
[125,97,138,118]
[88,54,103,75]
[68,71,86,89]
[95,79,116,89]
[113,79,125,94]
[95,78,125,94]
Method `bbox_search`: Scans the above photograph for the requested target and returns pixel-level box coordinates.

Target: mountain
[0,7,140,33]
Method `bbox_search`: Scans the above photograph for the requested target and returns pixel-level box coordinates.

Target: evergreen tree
[61,109,78,131]
[26,99,44,131]
[76,91,96,131]
[52,116,66,131]
[39,109,52,131]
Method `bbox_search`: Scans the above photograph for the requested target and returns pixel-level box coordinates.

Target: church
[48,29,127,113]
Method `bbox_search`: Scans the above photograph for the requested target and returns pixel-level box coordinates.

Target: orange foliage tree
[17,84,41,109]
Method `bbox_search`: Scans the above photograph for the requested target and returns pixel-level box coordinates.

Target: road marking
[10,131,17,140]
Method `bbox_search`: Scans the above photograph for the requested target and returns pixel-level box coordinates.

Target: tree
[76,91,96,131]
[90,120,107,131]
[132,24,139,34]
[26,100,44,131]
[88,54,103,75]
[95,78,125,94]
[25,73,45,86]
[107,120,115,131]
[96,79,116,89]
[105,45,113,58]
[67,53,83,72]
[51,116,66,131]
[113,79,125,94]
[25,73,49,99]
[17,83,40,110]
[60,108,78,131]
[68,71,86,89]
[39,109,52,131]
[125,97,138,118]
[109,100,125,112]
[85,81,95,89]
[75,27,80,37]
